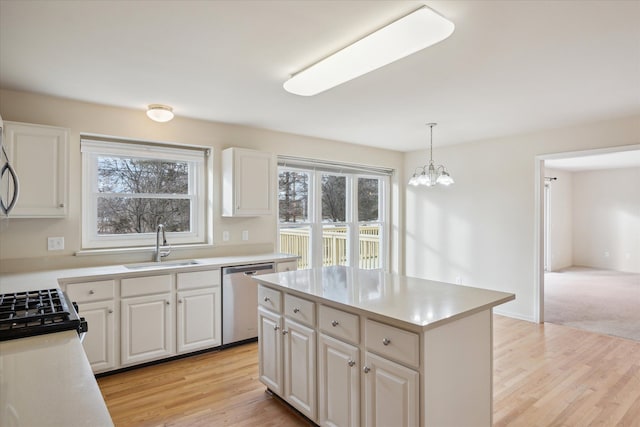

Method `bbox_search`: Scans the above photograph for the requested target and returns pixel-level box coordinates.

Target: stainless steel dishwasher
[222,262,275,345]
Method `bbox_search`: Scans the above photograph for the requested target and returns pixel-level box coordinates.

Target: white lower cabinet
[363,352,419,427]
[64,279,117,373]
[121,292,173,366]
[78,299,116,373]
[176,287,221,353]
[283,318,316,421]
[258,306,283,395]
[318,333,360,427]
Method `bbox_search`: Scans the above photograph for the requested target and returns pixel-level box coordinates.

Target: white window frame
[278,161,390,271]
[81,137,208,249]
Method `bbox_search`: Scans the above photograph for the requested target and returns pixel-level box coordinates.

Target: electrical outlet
[47,237,64,251]
[242,230,249,241]
[222,231,230,242]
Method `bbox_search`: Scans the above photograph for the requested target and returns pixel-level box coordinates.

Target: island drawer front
[176,269,221,290]
[365,320,419,368]
[284,294,315,327]
[258,284,282,312]
[65,280,115,303]
[319,305,359,344]
[121,274,172,297]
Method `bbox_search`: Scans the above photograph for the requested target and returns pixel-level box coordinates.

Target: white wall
[545,168,573,271]
[405,115,640,321]
[572,167,640,273]
[0,89,404,273]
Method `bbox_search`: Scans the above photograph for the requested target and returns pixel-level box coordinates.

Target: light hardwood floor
[98,315,640,426]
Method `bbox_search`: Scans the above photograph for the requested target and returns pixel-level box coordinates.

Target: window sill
[75,243,213,257]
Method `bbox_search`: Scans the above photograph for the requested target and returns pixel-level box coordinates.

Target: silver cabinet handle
[331,320,339,327]
[264,296,270,302]
[293,307,300,314]
[178,299,183,303]
[274,325,280,331]
[363,366,370,373]
[108,309,113,314]
[348,360,356,367]
[282,330,289,335]
[89,290,95,295]
[382,338,391,346]
[59,203,65,208]
[166,301,170,305]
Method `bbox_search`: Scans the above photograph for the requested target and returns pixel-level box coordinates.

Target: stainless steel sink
[124,260,200,270]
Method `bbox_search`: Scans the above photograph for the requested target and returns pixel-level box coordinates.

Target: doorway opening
[535,145,640,341]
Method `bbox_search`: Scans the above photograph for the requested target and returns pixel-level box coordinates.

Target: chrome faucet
[155,224,171,262]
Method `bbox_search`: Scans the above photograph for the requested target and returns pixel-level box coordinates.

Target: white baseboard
[493,308,536,323]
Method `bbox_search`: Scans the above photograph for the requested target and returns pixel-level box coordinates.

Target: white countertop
[254,266,515,331]
[0,252,298,293]
[0,252,297,427]
[0,331,113,427]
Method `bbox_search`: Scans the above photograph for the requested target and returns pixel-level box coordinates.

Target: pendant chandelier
[408,123,454,187]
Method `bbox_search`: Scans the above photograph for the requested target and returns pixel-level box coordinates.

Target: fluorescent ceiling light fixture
[283,6,454,96]
[146,104,174,122]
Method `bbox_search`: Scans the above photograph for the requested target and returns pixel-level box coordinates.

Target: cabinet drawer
[65,280,115,303]
[319,305,359,344]
[258,284,281,312]
[277,260,297,272]
[365,320,419,368]
[121,275,172,297]
[284,294,315,327]
[176,269,221,290]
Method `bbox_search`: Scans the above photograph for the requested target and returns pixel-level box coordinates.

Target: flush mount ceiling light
[146,104,174,122]
[409,123,454,187]
[283,6,454,96]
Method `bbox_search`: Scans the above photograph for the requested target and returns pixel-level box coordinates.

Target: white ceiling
[1,0,639,152]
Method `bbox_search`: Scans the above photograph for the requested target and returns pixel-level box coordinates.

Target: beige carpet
[544,266,640,342]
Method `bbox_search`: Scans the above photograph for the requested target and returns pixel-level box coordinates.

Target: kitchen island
[254,266,515,427]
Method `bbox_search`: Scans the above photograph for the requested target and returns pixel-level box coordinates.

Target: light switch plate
[48,237,64,251]
[242,230,249,241]
[222,231,230,241]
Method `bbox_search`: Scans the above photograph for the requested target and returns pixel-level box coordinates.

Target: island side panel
[422,309,492,427]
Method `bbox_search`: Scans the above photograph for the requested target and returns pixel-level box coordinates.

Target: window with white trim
[81,137,208,249]
[278,157,391,270]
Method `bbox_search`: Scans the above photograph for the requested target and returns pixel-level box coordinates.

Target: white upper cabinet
[222,147,274,217]
[3,121,69,217]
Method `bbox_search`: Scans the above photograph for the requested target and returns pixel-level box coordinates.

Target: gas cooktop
[0,288,87,341]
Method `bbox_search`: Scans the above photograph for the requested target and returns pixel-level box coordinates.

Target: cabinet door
[78,300,116,373]
[283,318,317,422]
[176,287,221,353]
[319,334,360,427]
[222,147,273,216]
[121,293,173,366]
[363,352,418,427]
[3,121,68,217]
[258,307,282,395]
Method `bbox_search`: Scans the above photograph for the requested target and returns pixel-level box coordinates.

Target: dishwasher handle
[222,263,275,275]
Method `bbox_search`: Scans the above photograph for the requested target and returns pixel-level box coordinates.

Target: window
[81,137,208,249]
[278,157,391,270]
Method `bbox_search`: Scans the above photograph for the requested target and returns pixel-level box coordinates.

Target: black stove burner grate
[0,288,83,341]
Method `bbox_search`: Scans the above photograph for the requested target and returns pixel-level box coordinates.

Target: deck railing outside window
[280,226,380,269]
